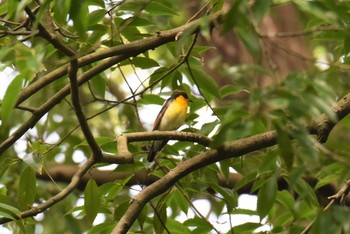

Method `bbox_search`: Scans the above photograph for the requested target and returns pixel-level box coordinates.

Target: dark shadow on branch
[37,165,344,207]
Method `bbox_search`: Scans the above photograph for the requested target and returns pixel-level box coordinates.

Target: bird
[147,90,190,162]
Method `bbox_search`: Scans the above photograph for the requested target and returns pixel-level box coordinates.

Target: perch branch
[112,92,350,233]
[0,11,223,157]
[116,131,212,158]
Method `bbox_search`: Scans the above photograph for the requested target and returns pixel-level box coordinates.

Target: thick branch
[0,54,129,156]
[37,165,344,206]
[116,131,212,158]
[6,91,350,226]
[16,12,223,105]
[37,166,159,189]
[113,131,278,233]
[112,92,350,233]
[309,93,350,142]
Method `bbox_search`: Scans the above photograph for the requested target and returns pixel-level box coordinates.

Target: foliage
[1,0,350,233]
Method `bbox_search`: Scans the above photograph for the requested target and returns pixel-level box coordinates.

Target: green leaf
[66,205,84,217]
[232,222,262,234]
[305,93,337,122]
[0,210,16,220]
[315,173,341,191]
[276,190,295,211]
[292,176,319,207]
[119,24,143,42]
[210,182,237,212]
[145,1,178,16]
[161,70,183,90]
[84,179,101,223]
[86,25,108,45]
[31,140,47,155]
[88,222,114,234]
[7,0,21,19]
[0,2,7,16]
[131,57,159,69]
[0,155,14,179]
[153,202,167,234]
[167,219,191,234]
[148,67,170,86]
[114,200,130,221]
[22,151,44,173]
[252,0,271,22]
[236,26,261,60]
[1,74,23,129]
[231,208,259,216]
[125,16,155,27]
[273,212,294,230]
[0,201,21,220]
[183,217,212,233]
[138,94,165,105]
[344,32,350,55]
[220,84,240,98]
[257,175,277,219]
[223,0,245,31]
[185,67,220,98]
[137,204,148,228]
[52,0,70,25]
[293,0,337,24]
[0,47,13,62]
[170,189,189,214]
[69,0,88,40]
[90,74,106,98]
[275,123,294,169]
[310,206,350,234]
[88,9,107,26]
[76,137,114,148]
[18,166,36,211]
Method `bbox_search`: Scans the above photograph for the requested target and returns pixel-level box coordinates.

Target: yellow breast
[158,95,189,131]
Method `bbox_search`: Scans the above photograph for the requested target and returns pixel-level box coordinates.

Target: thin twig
[67,45,103,161]
[259,26,343,39]
[0,30,36,35]
[149,200,171,234]
[300,179,350,234]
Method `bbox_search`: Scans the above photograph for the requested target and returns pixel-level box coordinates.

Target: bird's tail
[147,140,168,162]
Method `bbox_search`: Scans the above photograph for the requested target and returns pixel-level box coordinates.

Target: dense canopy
[1,0,350,233]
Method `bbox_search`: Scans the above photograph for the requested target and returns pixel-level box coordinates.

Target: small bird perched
[147,90,190,162]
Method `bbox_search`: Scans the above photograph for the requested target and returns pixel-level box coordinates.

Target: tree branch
[309,93,350,143]
[24,6,75,57]
[16,11,223,105]
[67,42,102,161]
[0,11,223,157]
[0,54,128,156]
[116,131,212,158]
[4,91,350,226]
[112,92,350,233]
[113,131,278,233]
[37,165,344,206]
